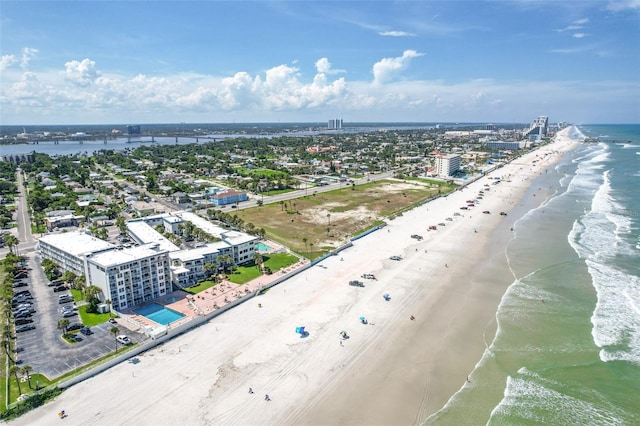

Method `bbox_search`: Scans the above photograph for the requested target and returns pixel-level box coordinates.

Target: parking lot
[13,250,148,379]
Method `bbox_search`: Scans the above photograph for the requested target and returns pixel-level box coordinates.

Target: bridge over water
[29,134,227,144]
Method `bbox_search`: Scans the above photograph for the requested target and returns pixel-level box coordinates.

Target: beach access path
[11,129,579,426]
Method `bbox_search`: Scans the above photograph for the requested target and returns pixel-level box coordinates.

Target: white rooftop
[88,243,168,268]
[126,221,180,252]
[39,231,115,257]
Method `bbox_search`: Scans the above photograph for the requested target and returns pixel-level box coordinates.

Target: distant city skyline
[1,1,639,125]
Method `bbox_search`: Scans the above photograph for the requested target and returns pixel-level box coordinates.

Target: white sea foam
[566,154,640,365]
[489,373,626,425]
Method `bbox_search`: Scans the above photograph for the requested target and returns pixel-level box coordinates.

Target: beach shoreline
[10,128,580,426]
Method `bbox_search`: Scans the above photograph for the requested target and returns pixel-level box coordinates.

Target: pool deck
[120,249,309,332]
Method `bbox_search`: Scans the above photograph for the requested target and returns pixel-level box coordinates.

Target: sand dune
[12,129,578,426]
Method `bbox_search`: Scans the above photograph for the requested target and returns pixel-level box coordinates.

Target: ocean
[428,124,640,425]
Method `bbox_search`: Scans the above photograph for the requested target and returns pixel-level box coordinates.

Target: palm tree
[84,285,103,303]
[105,299,113,317]
[57,318,70,336]
[21,365,33,389]
[1,339,14,364]
[327,213,331,226]
[9,365,22,395]
[302,237,308,253]
[2,234,19,255]
[253,252,263,271]
[110,326,120,352]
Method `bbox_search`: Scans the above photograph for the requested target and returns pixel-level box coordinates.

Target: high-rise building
[524,116,548,139]
[328,118,343,130]
[435,154,461,177]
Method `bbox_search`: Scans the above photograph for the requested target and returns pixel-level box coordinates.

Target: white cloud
[372,50,424,85]
[607,0,640,12]
[64,58,101,87]
[1,51,638,124]
[379,30,416,37]
[573,33,587,38]
[0,55,17,71]
[556,18,589,32]
[21,47,39,70]
[315,58,332,74]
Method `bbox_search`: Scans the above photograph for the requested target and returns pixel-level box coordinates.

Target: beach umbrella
[383,293,390,301]
[295,326,305,334]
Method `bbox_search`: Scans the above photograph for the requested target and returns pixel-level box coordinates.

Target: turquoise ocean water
[428,125,640,425]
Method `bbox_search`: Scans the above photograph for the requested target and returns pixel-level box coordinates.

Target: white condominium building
[435,154,461,177]
[37,231,116,276]
[86,243,171,310]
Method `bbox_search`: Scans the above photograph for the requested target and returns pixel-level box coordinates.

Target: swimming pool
[135,303,185,325]
[256,242,273,252]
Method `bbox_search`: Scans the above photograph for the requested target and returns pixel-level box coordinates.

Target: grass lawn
[263,253,299,271]
[78,305,111,326]
[226,263,262,284]
[183,281,217,294]
[216,253,301,285]
[6,372,54,404]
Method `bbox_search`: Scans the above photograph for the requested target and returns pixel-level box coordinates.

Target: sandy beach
[12,129,579,426]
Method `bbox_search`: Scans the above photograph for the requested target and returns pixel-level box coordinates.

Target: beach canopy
[359,316,365,321]
[383,293,390,300]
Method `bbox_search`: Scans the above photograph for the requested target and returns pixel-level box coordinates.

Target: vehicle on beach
[446,217,453,221]
[483,210,490,214]
[428,225,437,230]
[361,273,376,279]
[349,280,365,287]
[453,212,461,216]
[389,255,402,261]
[410,234,423,240]
[460,206,468,210]
[438,223,446,226]
[500,212,507,216]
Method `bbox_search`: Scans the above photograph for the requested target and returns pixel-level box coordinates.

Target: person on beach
[265,394,271,401]
[249,387,253,394]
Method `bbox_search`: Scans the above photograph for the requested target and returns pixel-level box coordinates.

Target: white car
[116,335,132,345]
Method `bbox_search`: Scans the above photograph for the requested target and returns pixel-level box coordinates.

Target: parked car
[58,298,73,305]
[438,223,446,226]
[14,318,33,326]
[410,234,423,240]
[428,225,437,231]
[62,310,77,318]
[14,312,32,319]
[348,280,365,287]
[16,325,36,333]
[361,273,376,279]
[116,335,132,345]
[500,212,507,216]
[53,285,68,293]
[445,217,453,221]
[389,255,402,261]
[460,206,468,210]
[80,327,93,335]
[13,282,28,288]
[483,210,491,214]
[67,323,83,331]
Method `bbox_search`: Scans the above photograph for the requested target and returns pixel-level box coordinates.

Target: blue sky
[1,1,639,125]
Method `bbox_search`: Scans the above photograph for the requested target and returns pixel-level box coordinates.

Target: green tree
[9,365,22,396]
[110,326,120,352]
[2,233,19,255]
[21,365,33,389]
[57,318,70,335]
